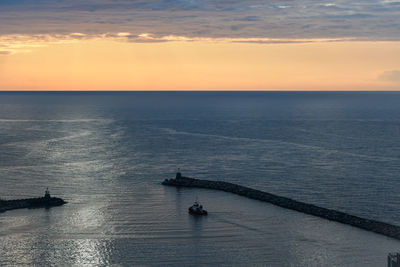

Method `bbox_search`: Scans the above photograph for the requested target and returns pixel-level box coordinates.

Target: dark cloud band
[0,0,400,40]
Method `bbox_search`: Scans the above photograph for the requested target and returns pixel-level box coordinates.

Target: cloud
[0,33,356,55]
[0,1,399,40]
[235,16,261,22]
[327,13,375,19]
[379,70,400,82]
[0,33,94,55]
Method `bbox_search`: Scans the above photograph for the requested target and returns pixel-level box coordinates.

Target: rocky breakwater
[0,196,67,213]
[163,176,400,240]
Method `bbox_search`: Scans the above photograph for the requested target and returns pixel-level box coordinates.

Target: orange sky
[1,36,400,91]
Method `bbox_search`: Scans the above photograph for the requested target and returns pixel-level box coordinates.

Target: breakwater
[0,197,67,213]
[163,176,400,240]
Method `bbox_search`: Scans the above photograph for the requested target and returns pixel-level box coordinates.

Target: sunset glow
[1,0,400,91]
[1,36,400,91]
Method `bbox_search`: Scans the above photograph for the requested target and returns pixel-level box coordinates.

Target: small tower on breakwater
[176,168,182,179]
[44,188,51,199]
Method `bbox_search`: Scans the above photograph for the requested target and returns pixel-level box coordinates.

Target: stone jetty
[0,189,67,213]
[163,175,400,240]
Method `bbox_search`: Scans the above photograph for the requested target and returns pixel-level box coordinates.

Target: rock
[0,196,67,213]
[162,176,400,240]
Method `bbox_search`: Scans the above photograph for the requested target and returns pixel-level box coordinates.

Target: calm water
[0,91,400,266]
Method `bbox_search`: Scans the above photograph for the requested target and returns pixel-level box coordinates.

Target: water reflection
[68,239,112,266]
[2,92,400,266]
[189,213,207,239]
[173,187,184,217]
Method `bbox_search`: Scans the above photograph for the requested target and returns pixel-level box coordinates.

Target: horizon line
[1,90,399,93]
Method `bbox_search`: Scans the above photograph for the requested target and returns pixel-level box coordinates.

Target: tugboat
[188,200,208,215]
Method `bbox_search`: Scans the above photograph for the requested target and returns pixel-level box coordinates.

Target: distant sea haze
[0,91,399,266]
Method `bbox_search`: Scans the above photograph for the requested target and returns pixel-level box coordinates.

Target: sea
[0,91,399,266]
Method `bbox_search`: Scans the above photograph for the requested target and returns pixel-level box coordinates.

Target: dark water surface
[0,91,399,266]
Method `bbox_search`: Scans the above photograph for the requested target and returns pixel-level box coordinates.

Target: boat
[188,200,208,215]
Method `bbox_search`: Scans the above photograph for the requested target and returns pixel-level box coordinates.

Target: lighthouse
[44,188,51,199]
[176,168,182,179]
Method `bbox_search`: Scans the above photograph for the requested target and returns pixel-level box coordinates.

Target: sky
[0,0,400,90]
